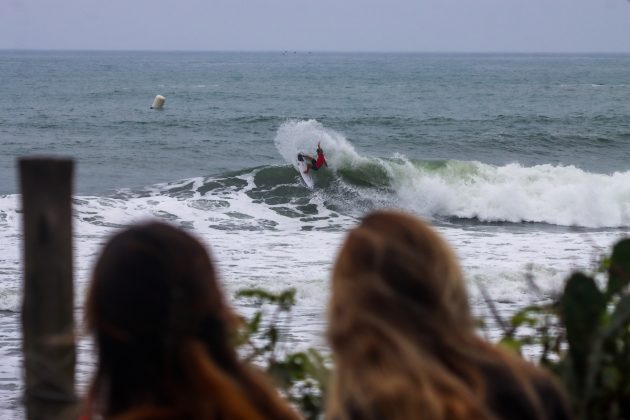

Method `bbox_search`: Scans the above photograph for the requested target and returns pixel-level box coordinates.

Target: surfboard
[297,153,315,189]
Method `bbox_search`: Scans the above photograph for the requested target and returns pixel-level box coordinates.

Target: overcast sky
[1,0,629,52]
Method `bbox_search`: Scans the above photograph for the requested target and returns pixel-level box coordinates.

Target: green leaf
[561,272,606,386]
[235,287,297,311]
[248,311,262,334]
[603,295,630,339]
[235,288,280,302]
[499,337,523,354]
[277,289,297,310]
[510,305,543,328]
[607,239,630,297]
[265,326,278,347]
[601,366,620,390]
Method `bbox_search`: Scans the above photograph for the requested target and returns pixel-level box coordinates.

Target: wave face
[272,120,630,228]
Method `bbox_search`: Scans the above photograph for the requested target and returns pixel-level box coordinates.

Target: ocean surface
[1,50,630,416]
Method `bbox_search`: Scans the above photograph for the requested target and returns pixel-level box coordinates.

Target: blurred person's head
[85,222,297,420]
[327,211,569,420]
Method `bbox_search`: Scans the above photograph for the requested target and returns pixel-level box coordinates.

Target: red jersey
[315,151,327,169]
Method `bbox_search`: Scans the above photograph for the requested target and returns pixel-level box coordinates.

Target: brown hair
[327,211,570,420]
[85,222,298,420]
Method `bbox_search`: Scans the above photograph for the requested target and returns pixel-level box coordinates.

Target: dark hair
[85,222,298,419]
[327,211,570,420]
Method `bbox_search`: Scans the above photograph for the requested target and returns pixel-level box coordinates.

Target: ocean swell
[273,120,630,228]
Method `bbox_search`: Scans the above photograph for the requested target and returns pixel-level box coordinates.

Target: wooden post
[20,158,77,420]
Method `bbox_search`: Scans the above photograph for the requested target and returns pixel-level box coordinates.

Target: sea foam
[391,158,630,228]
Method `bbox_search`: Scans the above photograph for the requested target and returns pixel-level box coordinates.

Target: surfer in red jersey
[303,142,328,174]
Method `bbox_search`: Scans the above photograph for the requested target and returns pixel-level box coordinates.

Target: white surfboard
[297,153,315,189]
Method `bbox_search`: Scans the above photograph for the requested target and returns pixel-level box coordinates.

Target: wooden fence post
[19,158,77,420]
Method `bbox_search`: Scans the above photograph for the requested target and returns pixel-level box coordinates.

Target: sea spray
[274,119,366,171]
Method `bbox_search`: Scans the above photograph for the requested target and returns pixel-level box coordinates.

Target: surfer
[302,143,328,174]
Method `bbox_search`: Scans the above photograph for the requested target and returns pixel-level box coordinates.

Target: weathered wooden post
[20,158,77,420]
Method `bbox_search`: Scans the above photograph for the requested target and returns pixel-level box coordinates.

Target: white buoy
[150,95,165,109]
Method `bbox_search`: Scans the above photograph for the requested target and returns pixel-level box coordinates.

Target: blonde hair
[327,211,567,420]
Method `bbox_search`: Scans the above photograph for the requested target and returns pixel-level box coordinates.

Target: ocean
[1,50,630,416]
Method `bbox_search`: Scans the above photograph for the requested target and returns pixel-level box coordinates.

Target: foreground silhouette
[83,222,299,420]
[326,211,571,420]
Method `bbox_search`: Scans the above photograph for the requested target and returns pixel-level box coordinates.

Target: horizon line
[1,48,630,55]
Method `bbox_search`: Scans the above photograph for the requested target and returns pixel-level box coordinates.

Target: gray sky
[1,0,630,52]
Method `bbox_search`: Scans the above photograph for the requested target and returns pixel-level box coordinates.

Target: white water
[393,159,630,228]
[275,119,367,173]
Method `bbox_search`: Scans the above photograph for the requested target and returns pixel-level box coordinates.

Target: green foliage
[235,239,630,419]
[607,239,630,297]
[493,238,630,420]
[235,287,330,419]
